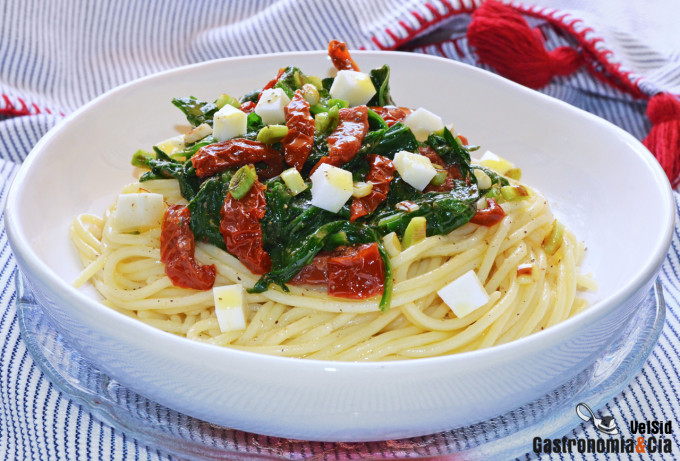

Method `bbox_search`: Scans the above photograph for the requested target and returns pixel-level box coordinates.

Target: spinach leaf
[187,173,231,249]
[240,90,259,104]
[470,165,509,188]
[140,153,201,201]
[371,181,479,237]
[372,122,418,158]
[426,127,472,178]
[172,97,219,127]
[274,66,304,99]
[341,122,418,178]
[322,77,334,92]
[367,65,395,106]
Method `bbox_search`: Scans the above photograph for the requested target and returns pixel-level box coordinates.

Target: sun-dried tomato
[239,101,256,114]
[219,180,272,275]
[368,106,412,127]
[350,154,395,221]
[328,39,359,71]
[259,68,285,100]
[327,243,384,299]
[289,251,334,285]
[470,198,505,227]
[420,146,464,193]
[160,205,216,290]
[281,90,314,171]
[192,139,284,179]
[290,243,384,299]
[312,106,369,173]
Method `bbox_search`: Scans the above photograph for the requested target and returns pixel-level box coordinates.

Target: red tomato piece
[327,243,385,299]
[259,68,285,100]
[192,139,284,179]
[282,90,314,171]
[350,154,395,221]
[312,106,369,173]
[219,180,272,275]
[328,40,360,71]
[420,146,464,193]
[289,252,333,285]
[368,106,412,127]
[470,198,505,227]
[239,101,256,114]
[160,205,216,290]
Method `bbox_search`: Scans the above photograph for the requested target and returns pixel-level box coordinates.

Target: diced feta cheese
[437,270,490,318]
[213,284,247,332]
[255,88,291,125]
[184,123,213,144]
[479,150,515,175]
[213,104,247,141]
[113,193,166,232]
[393,150,437,191]
[403,107,444,142]
[329,70,376,107]
[155,135,185,155]
[310,163,353,213]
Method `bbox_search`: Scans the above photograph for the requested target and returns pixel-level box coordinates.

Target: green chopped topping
[402,216,427,249]
[500,185,529,201]
[257,125,289,144]
[543,220,565,256]
[229,164,257,200]
[215,93,240,109]
[131,149,154,168]
[431,166,448,186]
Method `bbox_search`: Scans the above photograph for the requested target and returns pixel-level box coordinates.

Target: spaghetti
[70,41,594,361]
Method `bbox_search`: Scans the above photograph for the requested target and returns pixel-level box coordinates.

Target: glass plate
[17,272,665,461]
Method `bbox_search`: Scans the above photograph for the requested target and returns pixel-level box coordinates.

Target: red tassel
[467,0,582,89]
[643,93,680,187]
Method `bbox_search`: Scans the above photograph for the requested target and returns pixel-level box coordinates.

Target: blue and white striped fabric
[1,1,679,459]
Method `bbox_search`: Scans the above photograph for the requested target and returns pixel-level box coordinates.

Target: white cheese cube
[213,104,247,142]
[184,123,213,144]
[113,193,166,232]
[479,150,515,175]
[403,107,444,142]
[255,88,291,125]
[437,270,490,318]
[213,284,247,332]
[329,70,376,107]
[155,135,185,155]
[393,150,437,191]
[310,163,353,213]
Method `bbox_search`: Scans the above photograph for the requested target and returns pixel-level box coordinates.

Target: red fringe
[467,0,582,89]
[643,93,680,187]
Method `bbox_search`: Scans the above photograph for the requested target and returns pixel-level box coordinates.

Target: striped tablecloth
[1,1,679,459]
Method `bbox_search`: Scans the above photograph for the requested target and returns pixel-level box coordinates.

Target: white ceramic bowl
[5,51,675,442]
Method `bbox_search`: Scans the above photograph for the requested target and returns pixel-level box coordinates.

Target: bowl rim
[5,49,676,372]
